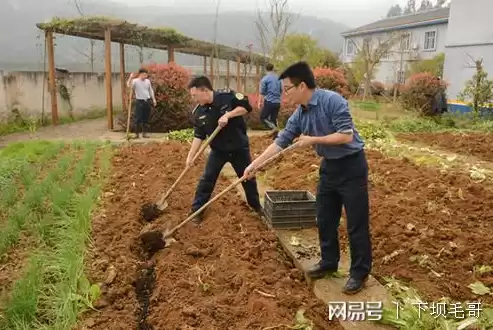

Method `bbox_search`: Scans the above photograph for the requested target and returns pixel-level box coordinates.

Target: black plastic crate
[263,190,317,229]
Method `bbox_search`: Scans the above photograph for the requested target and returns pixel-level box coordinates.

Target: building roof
[341,7,450,37]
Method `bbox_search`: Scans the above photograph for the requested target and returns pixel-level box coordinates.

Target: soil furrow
[249,135,493,305]
[81,142,342,330]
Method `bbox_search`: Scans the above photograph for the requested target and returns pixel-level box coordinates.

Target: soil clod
[141,202,163,222]
[140,231,166,256]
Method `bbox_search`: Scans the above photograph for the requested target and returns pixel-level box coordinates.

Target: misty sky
[109,0,411,27]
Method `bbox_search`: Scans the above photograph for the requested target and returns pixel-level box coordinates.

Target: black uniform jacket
[191,89,253,152]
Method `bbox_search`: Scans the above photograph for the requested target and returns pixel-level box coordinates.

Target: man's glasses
[283,84,297,94]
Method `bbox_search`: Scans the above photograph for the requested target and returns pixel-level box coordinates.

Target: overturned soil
[396,131,493,163]
[81,142,341,330]
[249,135,493,305]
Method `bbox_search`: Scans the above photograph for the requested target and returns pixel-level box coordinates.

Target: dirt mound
[396,131,493,163]
[249,136,493,304]
[81,142,341,330]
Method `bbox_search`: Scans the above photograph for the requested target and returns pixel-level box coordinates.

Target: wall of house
[443,0,493,101]
[0,70,258,122]
[342,23,448,86]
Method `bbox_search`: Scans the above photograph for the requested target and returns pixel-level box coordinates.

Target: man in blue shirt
[244,62,372,295]
[258,63,282,138]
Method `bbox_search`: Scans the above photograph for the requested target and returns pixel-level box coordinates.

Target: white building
[442,0,493,102]
[340,8,449,87]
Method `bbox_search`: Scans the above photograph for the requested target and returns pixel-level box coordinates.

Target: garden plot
[80,142,341,330]
[249,136,493,307]
[395,132,493,163]
[0,140,112,330]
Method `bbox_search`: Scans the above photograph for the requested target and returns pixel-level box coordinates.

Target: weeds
[377,277,493,329]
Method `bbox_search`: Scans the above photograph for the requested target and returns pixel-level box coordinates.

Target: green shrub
[355,120,392,141]
[167,128,194,143]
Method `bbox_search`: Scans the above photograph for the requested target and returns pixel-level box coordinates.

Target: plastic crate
[263,190,317,229]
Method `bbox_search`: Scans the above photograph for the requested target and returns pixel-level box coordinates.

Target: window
[397,71,406,84]
[424,31,436,50]
[346,39,355,55]
[402,33,411,51]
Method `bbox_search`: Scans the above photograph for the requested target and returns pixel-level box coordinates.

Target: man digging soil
[127,68,157,138]
[258,62,282,139]
[186,76,263,224]
[245,62,373,295]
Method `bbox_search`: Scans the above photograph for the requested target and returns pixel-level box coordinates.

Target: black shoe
[306,262,338,279]
[253,205,264,217]
[343,276,368,295]
[189,211,203,225]
[142,124,150,138]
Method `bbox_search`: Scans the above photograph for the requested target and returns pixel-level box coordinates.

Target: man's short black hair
[138,68,148,74]
[188,75,213,90]
[265,63,274,71]
[279,61,316,89]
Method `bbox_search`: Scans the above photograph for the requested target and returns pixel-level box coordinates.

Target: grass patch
[0,106,116,137]
[0,141,113,329]
[352,100,382,112]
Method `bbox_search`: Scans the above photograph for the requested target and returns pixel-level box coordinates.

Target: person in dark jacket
[187,76,263,224]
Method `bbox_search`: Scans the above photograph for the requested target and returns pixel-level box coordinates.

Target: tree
[408,53,445,77]
[255,0,298,62]
[276,34,322,69]
[319,50,342,69]
[211,0,221,87]
[418,0,434,11]
[349,33,403,99]
[458,57,493,114]
[435,0,447,8]
[276,34,340,70]
[72,0,97,72]
[386,4,403,17]
[403,0,416,14]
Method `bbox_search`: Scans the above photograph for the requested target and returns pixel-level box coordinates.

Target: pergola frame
[36,16,268,129]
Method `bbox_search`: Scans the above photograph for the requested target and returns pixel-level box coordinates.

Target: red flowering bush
[313,67,351,99]
[371,81,385,96]
[400,72,448,116]
[244,93,296,130]
[118,62,193,132]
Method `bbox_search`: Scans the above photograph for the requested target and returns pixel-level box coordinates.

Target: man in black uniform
[187,76,263,224]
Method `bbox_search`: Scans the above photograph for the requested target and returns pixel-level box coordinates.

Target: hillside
[0,0,348,72]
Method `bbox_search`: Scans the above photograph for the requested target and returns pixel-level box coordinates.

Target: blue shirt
[275,88,365,160]
[260,72,282,104]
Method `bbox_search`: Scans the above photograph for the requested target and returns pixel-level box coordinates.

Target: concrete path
[216,148,395,329]
[0,118,269,147]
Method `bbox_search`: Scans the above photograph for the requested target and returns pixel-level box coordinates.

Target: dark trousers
[316,150,372,280]
[191,147,261,212]
[260,101,280,130]
[134,99,151,132]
